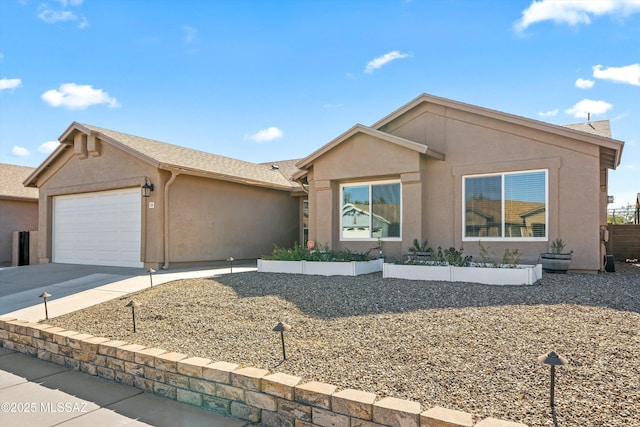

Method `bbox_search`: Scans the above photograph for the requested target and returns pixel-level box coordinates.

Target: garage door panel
[53,188,143,268]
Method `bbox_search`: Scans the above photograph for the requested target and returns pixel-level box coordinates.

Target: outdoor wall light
[141,178,154,198]
[147,268,156,287]
[272,321,291,360]
[125,300,142,332]
[538,350,568,409]
[39,292,52,320]
[227,257,234,273]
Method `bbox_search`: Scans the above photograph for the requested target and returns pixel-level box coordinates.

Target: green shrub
[263,243,373,262]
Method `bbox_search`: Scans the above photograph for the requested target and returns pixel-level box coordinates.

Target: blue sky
[1,0,638,208]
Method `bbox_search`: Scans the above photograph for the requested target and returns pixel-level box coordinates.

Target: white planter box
[258,259,383,276]
[257,259,304,274]
[383,263,451,281]
[383,263,542,285]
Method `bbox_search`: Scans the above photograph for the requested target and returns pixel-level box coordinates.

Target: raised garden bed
[383,262,542,285]
[257,258,383,276]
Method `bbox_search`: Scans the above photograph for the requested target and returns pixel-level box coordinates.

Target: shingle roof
[0,163,38,200]
[562,120,611,138]
[77,124,300,190]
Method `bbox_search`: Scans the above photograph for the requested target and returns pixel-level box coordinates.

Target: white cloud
[11,146,30,157]
[57,0,84,6]
[246,126,283,143]
[514,0,640,32]
[38,7,76,24]
[38,141,60,153]
[323,103,343,109]
[0,78,22,91]
[565,99,613,118]
[593,64,640,86]
[538,109,559,117]
[37,1,88,29]
[575,78,594,89]
[364,51,410,74]
[41,83,120,110]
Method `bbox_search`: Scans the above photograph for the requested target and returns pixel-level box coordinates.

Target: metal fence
[607,206,640,224]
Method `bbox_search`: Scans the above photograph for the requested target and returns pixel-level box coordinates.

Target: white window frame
[340,179,402,241]
[462,169,548,242]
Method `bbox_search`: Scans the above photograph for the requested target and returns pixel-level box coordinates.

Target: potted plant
[540,238,573,273]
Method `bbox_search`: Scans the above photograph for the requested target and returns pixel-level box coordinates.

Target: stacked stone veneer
[0,317,527,427]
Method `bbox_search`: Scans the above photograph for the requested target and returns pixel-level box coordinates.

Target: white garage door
[53,188,143,267]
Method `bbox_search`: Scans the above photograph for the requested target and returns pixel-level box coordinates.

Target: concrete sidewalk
[0,347,254,426]
[0,262,258,426]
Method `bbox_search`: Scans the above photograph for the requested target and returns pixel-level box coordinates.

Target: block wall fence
[0,317,527,427]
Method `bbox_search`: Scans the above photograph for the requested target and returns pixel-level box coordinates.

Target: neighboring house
[0,163,39,266]
[24,123,305,268]
[293,93,624,272]
[23,93,625,272]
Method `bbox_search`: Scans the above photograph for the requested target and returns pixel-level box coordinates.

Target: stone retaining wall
[0,317,527,427]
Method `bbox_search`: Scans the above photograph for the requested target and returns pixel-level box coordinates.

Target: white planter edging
[383,263,542,285]
[258,259,383,276]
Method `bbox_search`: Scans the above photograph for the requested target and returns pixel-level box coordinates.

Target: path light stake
[125,300,141,332]
[147,268,156,287]
[538,351,568,409]
[272,321,291,360]
[39,292,51,320]
[227,257,234,273]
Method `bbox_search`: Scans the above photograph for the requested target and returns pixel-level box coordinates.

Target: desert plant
[549,238,572,254]
[478,241,499,268]
[444,247,473,267]
[408,238,433,254]
[502,248,521,268]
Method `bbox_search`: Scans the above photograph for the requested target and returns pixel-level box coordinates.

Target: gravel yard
[49,262,640,427]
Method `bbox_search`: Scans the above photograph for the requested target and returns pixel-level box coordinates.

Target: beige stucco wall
[307,103,606,271]
[32,135,299,267]
[0,198,38,265]
[165,174,300,263]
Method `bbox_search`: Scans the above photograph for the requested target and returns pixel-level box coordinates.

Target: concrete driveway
[0,264,145,316]
[0,261,256,321]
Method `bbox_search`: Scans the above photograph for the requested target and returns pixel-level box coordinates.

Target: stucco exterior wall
[307,105,606,271]
[166,174,299,262]
[0,199,38,265]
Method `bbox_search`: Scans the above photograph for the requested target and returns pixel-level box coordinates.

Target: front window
[463,170,547,240]
[341,181,401,240]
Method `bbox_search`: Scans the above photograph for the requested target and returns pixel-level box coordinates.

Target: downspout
[163,170,179,270]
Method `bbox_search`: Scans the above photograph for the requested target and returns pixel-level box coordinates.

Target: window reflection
[342,182,400,239]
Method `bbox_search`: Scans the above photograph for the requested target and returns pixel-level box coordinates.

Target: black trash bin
[605,254,615,272]
[18,231,29,266]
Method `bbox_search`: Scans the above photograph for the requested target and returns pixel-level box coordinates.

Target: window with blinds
[464,170,547,240]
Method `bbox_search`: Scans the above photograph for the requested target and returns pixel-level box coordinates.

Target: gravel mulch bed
[49,262,640,427]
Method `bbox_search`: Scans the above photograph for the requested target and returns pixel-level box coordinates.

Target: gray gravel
[48,262,640,427]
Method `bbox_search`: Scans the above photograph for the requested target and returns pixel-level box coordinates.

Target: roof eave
[371,93,624,161]
[295,124,443,172]
[159,164,298,192]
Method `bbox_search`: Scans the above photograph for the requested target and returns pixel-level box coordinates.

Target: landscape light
[39,292,52,320]
[272,321,291,360]
[538,350,568,409]
[125,300,142,332]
